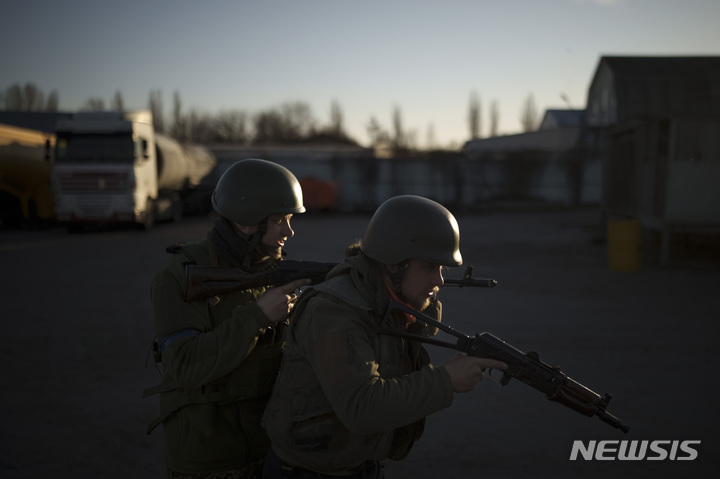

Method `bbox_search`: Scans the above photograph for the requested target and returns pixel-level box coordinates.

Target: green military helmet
[211,159,306,225]
[361,195,462,267]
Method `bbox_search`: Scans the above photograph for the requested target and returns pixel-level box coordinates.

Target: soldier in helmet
[261,195,507,478]
[146,159,311,479]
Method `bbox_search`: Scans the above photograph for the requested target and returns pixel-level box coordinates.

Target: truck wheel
[138,198,155,231]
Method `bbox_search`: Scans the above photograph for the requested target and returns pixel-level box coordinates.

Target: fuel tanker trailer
[52,110,216,230]
[0,123,55,227]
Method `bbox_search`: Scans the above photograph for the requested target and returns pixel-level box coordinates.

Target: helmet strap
[241,219,268,269]
[381,275,417,329]
[210,216,281,272]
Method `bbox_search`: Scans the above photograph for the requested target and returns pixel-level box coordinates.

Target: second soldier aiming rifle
[183,259,628,433]
[184,261,496,302]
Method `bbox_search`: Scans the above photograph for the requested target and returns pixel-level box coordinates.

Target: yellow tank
[607,218,642,271]
[0,123,55,223]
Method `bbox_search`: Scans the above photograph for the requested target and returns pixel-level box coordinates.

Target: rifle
[184,262,497,302]
[382,299,630,433]
[445,265,497,288]
[184,260,337,301]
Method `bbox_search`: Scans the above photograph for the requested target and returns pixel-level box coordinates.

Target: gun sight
[444,266,497,288]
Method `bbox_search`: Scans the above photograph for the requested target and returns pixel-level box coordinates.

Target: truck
[51,110,216,230]
[0,123,55,228]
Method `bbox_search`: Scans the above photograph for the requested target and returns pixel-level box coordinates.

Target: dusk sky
[2,0,718,147]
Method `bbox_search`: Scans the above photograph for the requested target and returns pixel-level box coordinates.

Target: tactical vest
[311,276,430,461]
[267,273,429,467]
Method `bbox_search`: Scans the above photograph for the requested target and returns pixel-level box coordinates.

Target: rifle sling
[378,299,470,353]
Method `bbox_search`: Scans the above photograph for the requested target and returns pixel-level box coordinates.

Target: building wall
[207,138,599,212]
[341,152,596,210]
[665,161,720,224]
[601,116,720,226]
[664,118,720,224]
[588,57,720,235]
[464,127,580,153]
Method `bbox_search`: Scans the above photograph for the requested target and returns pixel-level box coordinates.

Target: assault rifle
[184,262,496,302]
[382,299,630,433]
[183,260,337,302]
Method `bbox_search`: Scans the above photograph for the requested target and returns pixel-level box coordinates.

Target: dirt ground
[1,207,718,478]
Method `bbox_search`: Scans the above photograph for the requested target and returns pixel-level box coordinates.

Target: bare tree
[170,91,187,142]
[468,90,481,139]
[3,85,22,109]
[251,101,317,144]
[489,99,500,137]
[252,109,286,144]
[446,140,461,151]
[405,129,418,151]
[366,116,389,147]
[2,83,56,111]
[46,90,59,111]
[82,97,105,111]
[186,109,216,144]
[426,122,436,150]
[392,105,405,152]
[111,90,124,110]
[329,99,344,137]
[215,110,248,143]
[22,83,45,110]
[281,101,316,139]
[519,93,538,132]
[148,90,165,133]
[3,84,22,109]
[3,84,23,109]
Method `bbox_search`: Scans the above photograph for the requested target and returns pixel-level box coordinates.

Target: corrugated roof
[540,109,585,128]
[598,56,720,80]
[587,56,720,123]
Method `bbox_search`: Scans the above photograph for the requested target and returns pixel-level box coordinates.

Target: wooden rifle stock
[183,260,339,302]
[548,379,629,432]
[184,266,273,301]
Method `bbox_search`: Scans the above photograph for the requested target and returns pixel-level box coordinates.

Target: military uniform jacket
[262,254,454,475]
[147,237,282,474]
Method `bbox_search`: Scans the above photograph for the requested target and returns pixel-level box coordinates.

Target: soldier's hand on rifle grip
[442,354,508,393]
[257,279,312,323]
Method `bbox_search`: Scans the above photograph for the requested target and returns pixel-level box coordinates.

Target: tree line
[1,83,541,152]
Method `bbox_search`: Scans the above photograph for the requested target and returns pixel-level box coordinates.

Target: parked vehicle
[52,110,216,230]
[0,123,55,227]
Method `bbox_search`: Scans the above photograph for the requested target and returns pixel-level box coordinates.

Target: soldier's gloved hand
[257,279,311,323]
[442,354,507,393]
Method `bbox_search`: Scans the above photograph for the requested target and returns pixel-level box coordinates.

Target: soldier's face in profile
[261,214,294,249]
[235,214,294,249]
[399,260,444,311]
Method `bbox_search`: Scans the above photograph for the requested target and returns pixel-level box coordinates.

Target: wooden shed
[585,56,720,265]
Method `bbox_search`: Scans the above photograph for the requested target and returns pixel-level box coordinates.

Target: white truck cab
[52,110,159,229]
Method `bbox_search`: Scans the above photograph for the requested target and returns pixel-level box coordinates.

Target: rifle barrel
[444,278,497,288]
